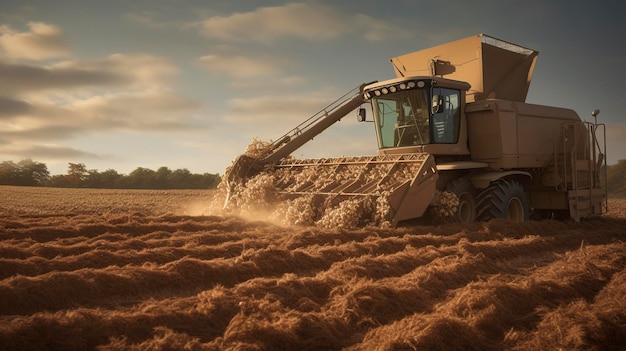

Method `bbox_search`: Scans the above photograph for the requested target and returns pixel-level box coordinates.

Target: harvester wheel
[476,179,529,222]
[446,178,477,224]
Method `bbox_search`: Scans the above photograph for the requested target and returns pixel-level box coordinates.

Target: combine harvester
[224,34,607,226]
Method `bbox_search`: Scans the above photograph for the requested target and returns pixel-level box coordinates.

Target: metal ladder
[555,121,607,220]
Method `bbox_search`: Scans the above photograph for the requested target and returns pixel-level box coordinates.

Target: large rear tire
[446,178,477,224]
[476,179,529,222]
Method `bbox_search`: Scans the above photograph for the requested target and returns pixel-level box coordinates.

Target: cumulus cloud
[0,96,31,117]
[229,75,307,89]
[0,61,128,95]
[199,2,406,43]
[0,54,178,95]
[220,89,366,140]
[221,91,375,159]
[226,94,333,124]
[1,27,206,163]
[2,89,204,146]
[197,54,282,79]
[0,22,69,60]
[2,144,103,159]
[196,49,308,87]
[5,124,84,141]
[200,3,344,42]
[69,89,204,131]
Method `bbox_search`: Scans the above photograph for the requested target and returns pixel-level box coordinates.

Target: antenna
[591,109,600,125]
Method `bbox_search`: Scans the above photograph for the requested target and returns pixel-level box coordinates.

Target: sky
[1,0,625,176]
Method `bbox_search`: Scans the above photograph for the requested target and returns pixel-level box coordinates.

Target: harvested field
[1,185,625,350]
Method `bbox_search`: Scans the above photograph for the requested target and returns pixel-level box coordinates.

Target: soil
[1,185,625,350]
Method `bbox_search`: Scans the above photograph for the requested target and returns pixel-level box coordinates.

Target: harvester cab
[362,77,471,157]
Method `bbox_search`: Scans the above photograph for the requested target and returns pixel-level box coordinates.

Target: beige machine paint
[465,100,581,169]
[390,34,538,102]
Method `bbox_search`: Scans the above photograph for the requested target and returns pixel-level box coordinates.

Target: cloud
[0,61,128,95]
[226,94,333,124]
[199,2,406,43]
[1,144,103,159]
[221,91,375,160]
[0,54,178,96]
[221,89,366,140]
[229,75,307,89]
[69,89,205,131]
[1,45,205,158]
[4,124,80,142]
[2,89,205,146]
[196,49,307,86]
[197,54,282,79]
[0,96,31,117]
[0,22,69,60]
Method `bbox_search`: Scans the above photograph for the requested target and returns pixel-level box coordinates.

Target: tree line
[2,158,626,196]
[606,159,626,198]
[0,159,221,189]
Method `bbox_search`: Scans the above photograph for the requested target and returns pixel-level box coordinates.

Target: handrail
[257,82,375,164]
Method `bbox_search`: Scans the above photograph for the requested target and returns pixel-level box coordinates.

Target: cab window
[430,88,461,144]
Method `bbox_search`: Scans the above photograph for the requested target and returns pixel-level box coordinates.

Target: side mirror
[431,95,443,114]
[357,108,367,122]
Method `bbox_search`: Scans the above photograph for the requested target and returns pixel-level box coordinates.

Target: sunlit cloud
[226,94,333,124]
[0,54,177,96]
[1,42,205,156]
[221,88,366,141]
[199,3,344,42]
[3,89,205,144]
[2,143,103,160]
[197,54,283,79]
[69,89,205,131]
[199,2,407,43]
[0,22,69,60]
[124,11,183,29]
[0,96,31,117]
[229,75,307,89]
[0,61,128,95]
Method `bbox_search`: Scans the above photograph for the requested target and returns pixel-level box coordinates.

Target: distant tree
[0,158,221,189]
[169,168,192,188]
[155,167,173,188]
[99,169,123,188]
[125,167,157,189]
[17,159,50,185]
[0,161,19,185]
[47,174,71,187]
[67,163,88,187]
[203,173,221,188]
[0,159,49,186]
[607,159,626,198]
[84,169,101,188]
